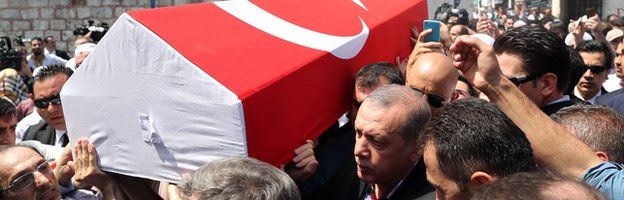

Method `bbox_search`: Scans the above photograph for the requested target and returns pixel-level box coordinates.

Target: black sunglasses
[411,87,445,108]
[34,94,62,109]
[0,161,51,193]
[584,65,607,74]
[507,73,542,87]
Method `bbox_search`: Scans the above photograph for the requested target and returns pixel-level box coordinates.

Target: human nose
[33,171,52,190]
[354,134,369,158]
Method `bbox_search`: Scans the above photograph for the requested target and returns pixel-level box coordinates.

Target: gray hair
[178,157,300,200]
[551,105,624,163]
[363,84,431,145]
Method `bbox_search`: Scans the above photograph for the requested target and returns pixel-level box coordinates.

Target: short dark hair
[471,171,606,200]
[576,40,614,69]
[30,37,43,44]
[567,46,586,95]
[551,105,624,163]
[0,98,16,120]
[494,26,571,92]
[421,98,536,191]
[354,62,404,89]
[33,64,73,82]
[457,75,478,97]
[44,36,54,43]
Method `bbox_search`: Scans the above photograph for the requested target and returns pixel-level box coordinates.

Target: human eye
[11,173,34,191]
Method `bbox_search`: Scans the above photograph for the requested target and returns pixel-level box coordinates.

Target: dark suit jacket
[377,159,434,200]
[54,49,71,60]
[596,88,624,105]
[22,120,57,146]
[540,100,577,116]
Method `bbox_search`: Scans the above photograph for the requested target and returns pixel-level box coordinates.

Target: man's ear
[539,73,558,96]
[29,93,33,100]
[451,90,460,101]
[470,172,495,188]
[596,151,610,162]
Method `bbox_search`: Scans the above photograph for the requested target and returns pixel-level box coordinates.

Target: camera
[73,20,109,43]
[0,36,25,71]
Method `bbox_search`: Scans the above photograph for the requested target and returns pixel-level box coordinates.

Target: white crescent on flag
[214,0,369,59]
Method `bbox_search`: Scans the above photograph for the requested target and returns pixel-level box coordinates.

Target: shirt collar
[545,95,570,106]
[574,87,602,104]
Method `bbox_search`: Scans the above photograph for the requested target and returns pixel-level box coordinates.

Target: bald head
[406,53,458,113]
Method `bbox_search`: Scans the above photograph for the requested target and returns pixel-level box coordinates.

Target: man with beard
[26,38,67,71]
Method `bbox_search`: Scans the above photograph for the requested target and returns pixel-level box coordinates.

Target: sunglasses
[34,94,62,109]
[411,87,445,108]
[507,73,541,87]
[584,65,607,74]
[0,161,51,193]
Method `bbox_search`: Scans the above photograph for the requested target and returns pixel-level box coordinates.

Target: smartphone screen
[423,20,441,43]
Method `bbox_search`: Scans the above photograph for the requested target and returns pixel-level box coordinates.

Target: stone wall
[0,0,216,53]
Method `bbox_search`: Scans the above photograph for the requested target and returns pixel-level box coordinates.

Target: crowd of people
[0,3,624,200]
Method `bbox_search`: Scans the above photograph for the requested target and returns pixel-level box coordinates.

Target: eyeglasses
[584,65,607,74]
[34,94,62,109]
[0,161,51,193]
[507,73,541,87]
[411,87,445,108]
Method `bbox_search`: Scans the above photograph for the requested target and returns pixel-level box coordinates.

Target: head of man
[406,53,458,115]
[30,38,44,56]
[494,27,571,107]
[471,171,605,200]
[454,75,478,100]
[0,145,60,200]
[73,43,96,69]
[177,157,299,200]
[421,98,536,200]
[504,18,515,30]
[551,105,624,163]
[32,65,73,131]
[575,40,613,100]
[449,24,469,42]
[351,62,404,121]
[43,36,56,52]
[543,7,552,17]
[354,85,430,194]
[0,98,17,145]
[614,40,623,79]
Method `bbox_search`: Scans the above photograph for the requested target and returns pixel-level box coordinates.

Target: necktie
[60,134,69,147]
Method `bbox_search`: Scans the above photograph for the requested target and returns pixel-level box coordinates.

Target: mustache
[356,158,372,168]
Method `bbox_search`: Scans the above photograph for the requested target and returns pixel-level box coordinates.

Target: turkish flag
[61,0,428,182]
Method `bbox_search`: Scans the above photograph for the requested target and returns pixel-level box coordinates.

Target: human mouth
[579,82,594,88]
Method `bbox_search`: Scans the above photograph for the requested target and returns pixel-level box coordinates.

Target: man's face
[31,40,43,56]
[44,38,56,50]
[0,115,17,145]
[354,103,417,186]
[424,142,470,200]
[33,74,68,131]
[74,52,91,69]
[504,19,514,29]
[406,71,453,115]
[454,81,471,100]
[449,25,463,42]
[615,42,624,79]
[497,53,545,106]
[0,147,60,200]
[577,52,608,98]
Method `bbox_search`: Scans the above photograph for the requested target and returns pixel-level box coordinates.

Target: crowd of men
[0,3,624,200]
